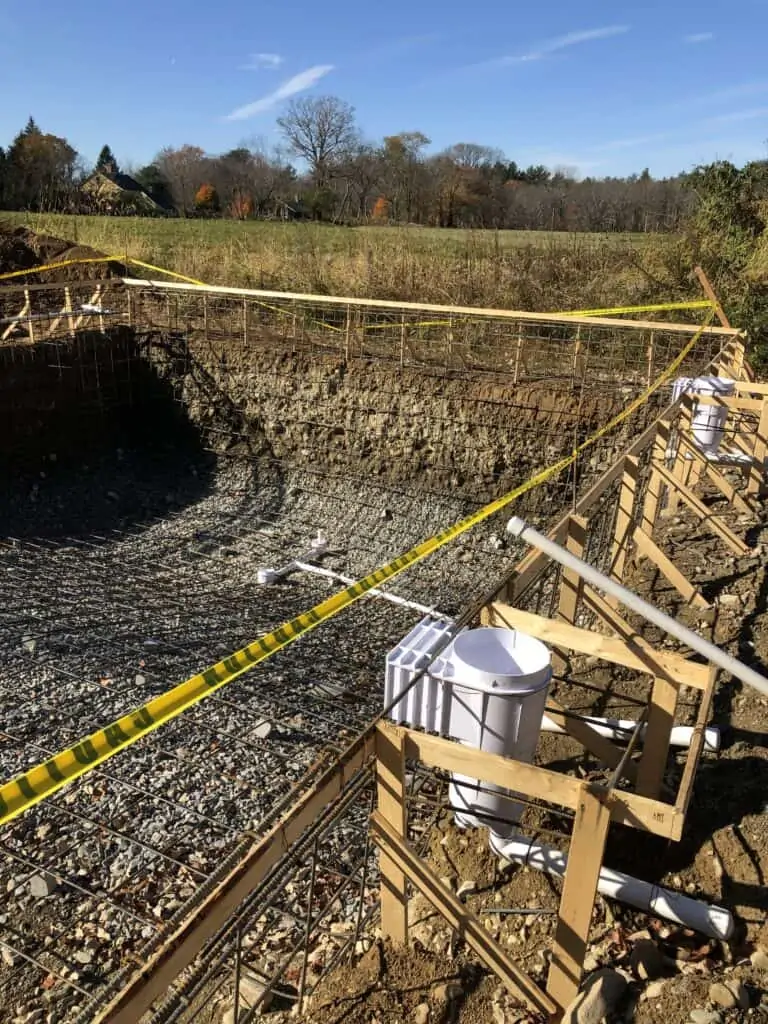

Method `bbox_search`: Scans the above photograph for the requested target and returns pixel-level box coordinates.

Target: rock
[718,594,741,609]
[238,967,273,1011]
[73,950,93,965]
[709,982,737,1009]
[725,979,750,1010]
[252,720,272,740]
[29,873,58,898]
[561,968,627,1024]
[752,948,768,972]
[439,875,457,892]
[431,982,463,1003]
[643,980,667,1001]
[492,1005,506,1024]
[456,880,477,898]
[414,1003,430,1024]
[689,1011,723,1024]
[630,939,665,981]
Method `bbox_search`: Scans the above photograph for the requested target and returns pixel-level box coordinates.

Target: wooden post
[203,294,209,341]
[376,725,408,945]
[24,289,34,344]
[345,304,352,362]
[748,396,768,497]
[553,515,587,675]
[243,297,248,349]
[640,420,671,537]
[666,395,694,517]
[694,266,731,329]
[608,456,639,586]
[646,332,655,386]
[513,331,523,384]
[400,313,406,368]
[547,786,611,1009]
[636,676,679,799]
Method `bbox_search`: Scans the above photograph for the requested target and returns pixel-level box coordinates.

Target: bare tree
[277,96,357,187]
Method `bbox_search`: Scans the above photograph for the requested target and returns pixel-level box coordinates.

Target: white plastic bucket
[446,627,551,841]
[673,376,735,454]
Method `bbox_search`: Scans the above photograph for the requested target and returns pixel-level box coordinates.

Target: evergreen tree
[96,144,118,176]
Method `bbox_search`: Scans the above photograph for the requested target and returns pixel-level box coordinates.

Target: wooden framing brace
[50,272,748,1019]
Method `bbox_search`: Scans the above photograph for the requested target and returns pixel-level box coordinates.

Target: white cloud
[684,32,714,44]
[224,64,334,120]
[241,52,284,70]
[500,25,630,65]
[706,106,768,124]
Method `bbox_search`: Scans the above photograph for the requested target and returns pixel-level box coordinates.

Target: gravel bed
[0,445,524,1022]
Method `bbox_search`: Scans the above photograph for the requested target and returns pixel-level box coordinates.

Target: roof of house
[81,171,165,214]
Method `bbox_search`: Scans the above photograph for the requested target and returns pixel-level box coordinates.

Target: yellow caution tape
[0,313,714,827]
[555,300,714,318]
[0,255,205,287]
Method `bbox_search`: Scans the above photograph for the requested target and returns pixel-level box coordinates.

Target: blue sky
[1,0,767,178]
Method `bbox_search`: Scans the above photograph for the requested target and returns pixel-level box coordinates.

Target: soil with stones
[255,479,768,1024]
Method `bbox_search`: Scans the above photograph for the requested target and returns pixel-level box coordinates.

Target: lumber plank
[486,603,709,690]
[547,788,611,1009]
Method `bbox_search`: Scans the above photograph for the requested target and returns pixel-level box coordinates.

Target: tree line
[0,99,747,234]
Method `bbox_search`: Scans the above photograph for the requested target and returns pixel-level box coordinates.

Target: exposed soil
[0,221,126,283]
[263,482,768,1024]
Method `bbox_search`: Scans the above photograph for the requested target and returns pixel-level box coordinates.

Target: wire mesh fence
[0,277,741,1022]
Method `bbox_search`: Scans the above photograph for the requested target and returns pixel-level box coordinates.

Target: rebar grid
[0,278,736,1022]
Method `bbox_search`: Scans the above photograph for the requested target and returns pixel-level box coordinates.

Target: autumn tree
[277,96,357,188]
[194,182,220,214]
[371,195,389,222]
[155,145,208,215]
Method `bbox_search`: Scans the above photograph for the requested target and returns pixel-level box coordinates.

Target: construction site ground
[262,488,768,1024]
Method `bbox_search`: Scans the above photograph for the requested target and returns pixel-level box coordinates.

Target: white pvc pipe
[256,534,330,586]
[490,834,733,940]
[506,516,768,699]
[294,561,451,619]
[541,715,720,753]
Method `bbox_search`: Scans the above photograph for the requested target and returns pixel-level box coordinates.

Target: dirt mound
[0,221,127,283]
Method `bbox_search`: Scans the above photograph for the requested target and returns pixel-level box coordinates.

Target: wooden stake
[640,420,671,536]
[553,515,587,674]
[375,725,408,945]
[608,456,639,586]
[636,674,679,799]
[546,786,610,1009]
[694,266,731,329]
[748,396,768,497]
[673,664,719,836]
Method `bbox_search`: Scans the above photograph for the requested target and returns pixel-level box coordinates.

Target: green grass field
[1,211,677,311]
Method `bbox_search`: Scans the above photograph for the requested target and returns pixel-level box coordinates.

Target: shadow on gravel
[0,338,217,540]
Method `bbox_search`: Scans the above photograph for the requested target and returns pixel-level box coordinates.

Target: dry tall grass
[2,212,690,312]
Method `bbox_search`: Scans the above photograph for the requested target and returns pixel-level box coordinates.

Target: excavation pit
[0,273,750,1024]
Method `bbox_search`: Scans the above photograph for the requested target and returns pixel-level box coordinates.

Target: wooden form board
[483,602,710,691]
[394,724,683,839]
[546,787,611,1009]
[118,277,741,335]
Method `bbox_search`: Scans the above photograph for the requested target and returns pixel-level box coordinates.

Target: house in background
[80,169,172,216]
